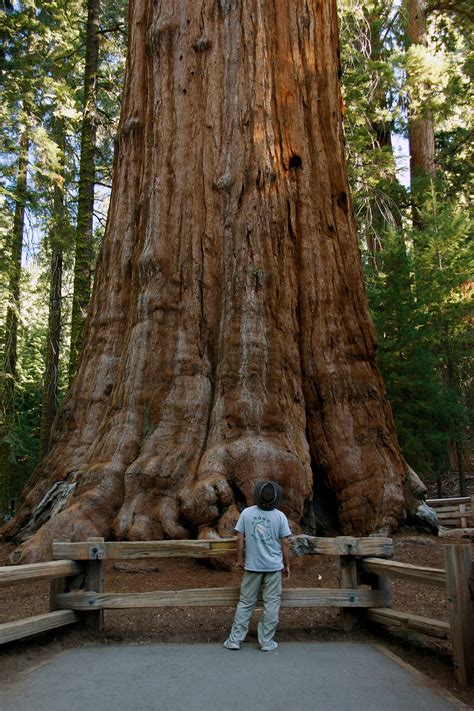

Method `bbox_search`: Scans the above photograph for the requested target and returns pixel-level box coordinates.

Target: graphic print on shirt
[251,514,272,543]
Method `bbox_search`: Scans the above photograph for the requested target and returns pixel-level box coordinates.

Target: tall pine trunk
[365,2,401,268]
[406,0,436,227]
[445,340,467,497]
[0,127,28,515]
[39,122,66,457]
[69,0,100,381]
[4,0,424,561]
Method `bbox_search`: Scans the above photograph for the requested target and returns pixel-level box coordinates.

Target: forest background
[0,0,472,519]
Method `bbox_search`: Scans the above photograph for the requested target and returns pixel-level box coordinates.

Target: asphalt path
[0,642,460,710]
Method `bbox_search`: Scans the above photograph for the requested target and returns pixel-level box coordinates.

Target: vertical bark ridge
[295,0,406,532]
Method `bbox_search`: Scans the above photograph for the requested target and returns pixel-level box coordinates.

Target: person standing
[223,480,291,652]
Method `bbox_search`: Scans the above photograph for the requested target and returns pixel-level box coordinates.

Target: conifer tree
[0,127,28,515]
[69,0,101,381]
[39,120,67,457]
[406,0,437,229]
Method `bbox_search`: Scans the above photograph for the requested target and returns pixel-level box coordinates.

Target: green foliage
[339,0,406,233]
[366,217,470,479]
[0,267,48,498]
[339,0,473,484]
[0,0,127,507]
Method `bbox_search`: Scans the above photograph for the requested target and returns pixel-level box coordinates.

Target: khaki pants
[227,570,282,647]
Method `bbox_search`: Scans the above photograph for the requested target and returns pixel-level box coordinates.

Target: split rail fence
[0,536,473,687]
[426,496,474,528]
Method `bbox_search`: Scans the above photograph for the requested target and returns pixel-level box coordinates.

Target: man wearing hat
[223,480,291,652]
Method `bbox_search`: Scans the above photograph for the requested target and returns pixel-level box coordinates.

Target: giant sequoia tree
[3,0,425,562]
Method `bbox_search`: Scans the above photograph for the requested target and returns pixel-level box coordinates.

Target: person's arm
[235,531,245,571]
[281,536,290,579]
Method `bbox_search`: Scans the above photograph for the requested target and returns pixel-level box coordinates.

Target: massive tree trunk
[3,0,423,561]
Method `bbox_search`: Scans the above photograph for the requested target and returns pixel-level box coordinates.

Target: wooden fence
[427,496,474,528]
[0,536,473,687]
[0,559,81,644]
[360,546,474,687]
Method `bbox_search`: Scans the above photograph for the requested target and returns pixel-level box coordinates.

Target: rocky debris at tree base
[413,501,439,533]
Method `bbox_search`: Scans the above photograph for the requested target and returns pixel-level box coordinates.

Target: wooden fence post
[443,543,474,687]
[50,539,66,611]
[49,539,85,644]
[369,571,391,602]
[84,537,105,633]
[338,555,358,632]
[357,560,392,633]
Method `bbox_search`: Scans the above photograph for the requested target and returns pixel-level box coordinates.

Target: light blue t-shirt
[235,505,291,572]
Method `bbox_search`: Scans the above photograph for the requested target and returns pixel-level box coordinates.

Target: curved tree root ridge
[2,0,425,563]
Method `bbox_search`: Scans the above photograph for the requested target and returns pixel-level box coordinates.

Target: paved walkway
[0,642,459,711]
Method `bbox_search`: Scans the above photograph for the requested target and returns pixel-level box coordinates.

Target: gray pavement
[0,642,458,711]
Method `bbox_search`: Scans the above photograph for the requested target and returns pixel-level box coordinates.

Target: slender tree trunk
[4,0,424,562]
[69,0,100,381]
[39,238,63,458]
[369,3,395,157]
[445,341,467,497]
[366,2,401,268]
[436,467,443,498]
[39,122,66,457]
[406,0,436,227]
[455,440,467,497]
[0,127,28,515]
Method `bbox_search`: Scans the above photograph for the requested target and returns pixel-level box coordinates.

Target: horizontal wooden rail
[0,560,83,588]
[434,506,470,515]
[55,586,391,610]
[367,608,451,640]
[359,558,446,588]
[291,535,393,558]
[0,610,78,645]
[52,536,394,561]
[52,539,237,560]
[437,518,469,527]
[427,497,471,506]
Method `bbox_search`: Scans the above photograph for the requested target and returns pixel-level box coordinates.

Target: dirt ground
[1,532,473,708]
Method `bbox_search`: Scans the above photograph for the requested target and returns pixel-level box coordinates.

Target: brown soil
[0,532,473,707]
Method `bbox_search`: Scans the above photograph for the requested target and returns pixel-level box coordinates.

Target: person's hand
[283,565,290,580]
[235,560,244,572]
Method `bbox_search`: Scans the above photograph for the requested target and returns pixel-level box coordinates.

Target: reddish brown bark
[69,0,100,380]
[3,0,423,562]
[407,0,436,227]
